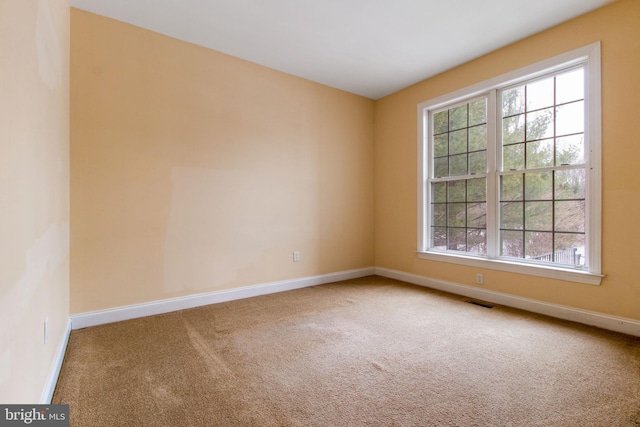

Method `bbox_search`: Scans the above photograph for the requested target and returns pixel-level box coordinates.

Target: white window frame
[417,42,602,285]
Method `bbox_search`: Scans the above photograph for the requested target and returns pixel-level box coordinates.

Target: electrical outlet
[44,318,49,344]
[293,251,300,262]
[475,273,484,285]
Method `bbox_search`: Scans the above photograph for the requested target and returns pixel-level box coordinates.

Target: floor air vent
[465,299,494,309]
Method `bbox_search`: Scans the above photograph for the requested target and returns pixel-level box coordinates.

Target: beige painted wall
[0,0,70,403]
[70,9,375,314]
[375,0,640,321]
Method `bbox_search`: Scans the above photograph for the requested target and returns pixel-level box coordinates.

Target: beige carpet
[53,276,640,426]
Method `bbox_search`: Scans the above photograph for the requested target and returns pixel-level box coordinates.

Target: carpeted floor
[53,276,640,426]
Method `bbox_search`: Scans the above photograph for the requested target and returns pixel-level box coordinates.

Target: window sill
[416,251,603,285]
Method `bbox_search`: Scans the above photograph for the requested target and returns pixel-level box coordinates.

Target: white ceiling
[69,0,613,99]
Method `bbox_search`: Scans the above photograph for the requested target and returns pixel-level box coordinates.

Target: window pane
[526,108,554,141]
[448,228,466,251]
[449,129,467,154]
[526,77,554,111]
[525,231,553,259]
[501,174,523,201]
[501,201,523,230]
[554,233,585,266]
[467,203,487,228]
[524,171,552,200]
[469,125,486,151]
[448,180,466,202]
[467,177,486,202]
[503,143,524,170]
[432,204,446,226]
[469,99,486,127]
[525,201,553,231]
[502,87,525,116]
[434,157,448,178]
[556,135,584,165]
[449,105,467,131]
[501,230,524,258]
[556,68,584,105]
[526,139,554,169]
[450,154,468,176]
[434,111,448,134]
[556,101,584,136]
[467,229,487,255]
[432,182,446,202]
[432,227,446,249]
[469,151,486,175]
[555,200,585,232]
[448,203,466,227]
[555,169,585,200]
[503,115,525,144]
[434,134,448,157]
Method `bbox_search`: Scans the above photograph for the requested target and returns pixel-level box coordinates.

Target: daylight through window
[418,43,601,285]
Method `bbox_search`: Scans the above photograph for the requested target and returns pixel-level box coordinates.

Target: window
[430,97,489,255]
[418,43,602,285]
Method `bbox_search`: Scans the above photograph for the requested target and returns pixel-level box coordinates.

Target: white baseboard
[71,267,375,330]
[40,318,72,404]
[375,267,640,338]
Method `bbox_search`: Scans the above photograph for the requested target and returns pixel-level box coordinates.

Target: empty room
[1,0,639,425]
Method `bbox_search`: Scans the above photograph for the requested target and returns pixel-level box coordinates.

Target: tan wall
[70,9,375,314]
[0,0,70,403]
[375,0,640,320]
